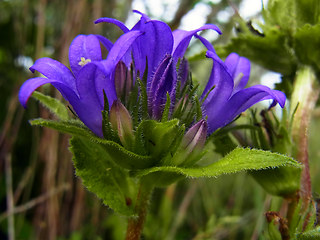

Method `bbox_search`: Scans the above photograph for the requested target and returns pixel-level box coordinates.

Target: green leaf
[30,118,95,138]
[31,118,154,170]
[134,147,301,179]
[70,136,136,216]
[295,0,320,26]
[250,165,301,197]
[296,227,320,240]
[225,26,297,75]
[32,91,69,120]
[294,23,320,72]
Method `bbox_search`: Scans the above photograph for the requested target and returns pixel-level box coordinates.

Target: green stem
[290,66,319,210]
[125,182,153,240]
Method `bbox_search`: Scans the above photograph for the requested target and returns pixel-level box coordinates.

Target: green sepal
[70,136,137,216]
[194,96,202,121]
[133,148,301,187]
[102,140,153,170]
[30,118,154,170]
[102,91,118,142]
[32,91,69,120]
[161,92,171,122]
[137,78,149,120]
[134,119,185,162]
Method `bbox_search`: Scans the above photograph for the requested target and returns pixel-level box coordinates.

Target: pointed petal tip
[132,9,150,20]
[277,91,287,108]
[94,17,112,24]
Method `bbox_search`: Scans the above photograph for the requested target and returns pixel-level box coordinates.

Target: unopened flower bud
[177,57,189,89]
[170,120,207,167]
[114,61,133,100]
[182,119,207,153]
[109,100,135,149]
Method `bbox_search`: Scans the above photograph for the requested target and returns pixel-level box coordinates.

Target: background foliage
[1,0,320,239]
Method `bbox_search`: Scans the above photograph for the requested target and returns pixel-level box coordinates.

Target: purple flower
[96,10,221,119]
[201,51,285,133]
[19,10,286,139]
[19,32,143,137]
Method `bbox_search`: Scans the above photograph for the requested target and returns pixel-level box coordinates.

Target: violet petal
[29,57,77,94]
[69,34,102,78]
[94,17,129,33]
[202,51,234,105]
[205,85,286,134]
[172,24,221,60]
[225,53,251,94]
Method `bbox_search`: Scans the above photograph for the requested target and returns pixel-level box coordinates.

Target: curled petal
[172,24,221,60]
[69,34,102,78]
[30,58,77,93]
[225,53,251,94]
[133,10,151,21]
[205,85,286,134]
[94,18,129,33]
[202,51,234,105]
[19,77,80,112]
[101,30,144,74]
[194,34,216,53]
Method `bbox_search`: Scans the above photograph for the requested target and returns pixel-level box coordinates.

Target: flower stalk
[125,182,153,240]
[290,66,319,209]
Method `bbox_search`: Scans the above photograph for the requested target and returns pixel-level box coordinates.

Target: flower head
[19,11,286,142]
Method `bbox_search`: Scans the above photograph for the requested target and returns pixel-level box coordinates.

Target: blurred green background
[1,0,320,239]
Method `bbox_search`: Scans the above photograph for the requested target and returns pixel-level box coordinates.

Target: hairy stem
[290,66,319,209]
[125,182,153,240]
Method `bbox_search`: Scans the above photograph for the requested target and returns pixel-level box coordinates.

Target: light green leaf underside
[135,148,301,178]
[32,91,69,120]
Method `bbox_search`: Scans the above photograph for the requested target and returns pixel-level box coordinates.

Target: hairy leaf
[134,148,301,180]
[31,118,154,169]
[70,136,136,216]
[32,91,69,120]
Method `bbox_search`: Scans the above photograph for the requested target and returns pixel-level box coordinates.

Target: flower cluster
[19,10,285,147]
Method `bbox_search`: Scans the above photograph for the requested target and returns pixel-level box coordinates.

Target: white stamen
[78,57,91,67]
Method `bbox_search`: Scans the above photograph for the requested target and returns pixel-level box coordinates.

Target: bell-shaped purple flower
[201,51,286,134]
[19,31,143,137]
[19,10,286,140]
